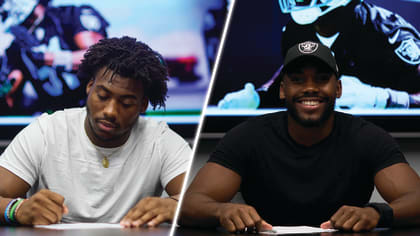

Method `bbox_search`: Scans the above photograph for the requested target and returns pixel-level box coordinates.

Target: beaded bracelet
[9,198,24,224]
[4,199,18,224]
[13,199,26,224]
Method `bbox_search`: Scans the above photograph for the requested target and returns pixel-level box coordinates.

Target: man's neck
[287,114,335,147]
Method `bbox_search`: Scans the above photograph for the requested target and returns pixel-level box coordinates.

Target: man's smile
[294,96,327,111]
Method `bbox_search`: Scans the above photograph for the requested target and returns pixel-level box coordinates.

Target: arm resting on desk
[179,163,271,232]
[0,167,67,225]
[375,163,420,226]
[321,163,420,231]
[120,173,186,228]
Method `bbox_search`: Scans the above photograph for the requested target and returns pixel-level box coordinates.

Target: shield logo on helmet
[298,41,318,54]
[395,38,420,65]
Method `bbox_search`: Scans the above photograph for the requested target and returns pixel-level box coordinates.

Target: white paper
[35,223,123,230]
[260,226,337,235]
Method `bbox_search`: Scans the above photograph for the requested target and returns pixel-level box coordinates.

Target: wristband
[365,202,394,227]
[10,198,24,224]
[386,89,410,108]
[4,199,18,224]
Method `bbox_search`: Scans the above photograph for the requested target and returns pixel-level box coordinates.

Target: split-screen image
[0,0,420,236]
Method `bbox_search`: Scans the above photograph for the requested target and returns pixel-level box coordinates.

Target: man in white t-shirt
[0,36,191,227]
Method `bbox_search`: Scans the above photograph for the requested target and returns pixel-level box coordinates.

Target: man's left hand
[320,205,380,232]
[120,197,177,228]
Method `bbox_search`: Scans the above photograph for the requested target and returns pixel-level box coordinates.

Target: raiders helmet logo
[80,9,101,32]
[395,38,420,65]
[298,41,318,54]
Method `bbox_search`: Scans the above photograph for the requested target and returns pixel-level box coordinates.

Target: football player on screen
[0,0,108,115]
[217,0,420,109]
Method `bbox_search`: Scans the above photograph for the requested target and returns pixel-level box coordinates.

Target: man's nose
[302,78,319,93]
[103,99,118,120]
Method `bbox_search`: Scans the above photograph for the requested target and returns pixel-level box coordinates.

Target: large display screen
[205,0,420,134]
[0,0,228,139]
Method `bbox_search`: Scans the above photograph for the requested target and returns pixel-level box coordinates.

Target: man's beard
[85,104,118,142]
[285,97,336,127]
[85,104,137,143]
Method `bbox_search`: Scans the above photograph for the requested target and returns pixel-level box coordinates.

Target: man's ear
[336,78,342,98]
[86,79,94,95]
[279,81,285,99]
[140,97,149,113]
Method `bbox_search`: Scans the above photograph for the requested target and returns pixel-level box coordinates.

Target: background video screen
[208,0,420,118]
[0,0,228,126]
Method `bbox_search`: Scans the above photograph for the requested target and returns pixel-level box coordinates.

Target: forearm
[179,191,225,227]
[390,189,420,226]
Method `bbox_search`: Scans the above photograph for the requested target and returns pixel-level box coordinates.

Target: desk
[174,226,420,236]
[0,224,171,236]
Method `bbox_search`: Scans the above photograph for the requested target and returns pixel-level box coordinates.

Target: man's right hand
[218,203,272,233]
[15,189,68,225]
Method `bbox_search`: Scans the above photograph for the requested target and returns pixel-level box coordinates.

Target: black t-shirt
[209,111,407,226]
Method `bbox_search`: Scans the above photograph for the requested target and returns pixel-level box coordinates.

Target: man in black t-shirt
[180,41,420,232]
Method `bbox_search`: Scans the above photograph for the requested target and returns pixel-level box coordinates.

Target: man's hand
[218,203,272,233]
[120,197,177,228]
[217,83,260,109]
[336,75,391,109]
[15,189,68,225]
[320,205,380,232]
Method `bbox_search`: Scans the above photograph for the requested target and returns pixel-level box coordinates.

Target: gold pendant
[102,156,109,168]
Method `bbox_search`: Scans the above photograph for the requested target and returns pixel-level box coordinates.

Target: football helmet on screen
[0,0,37,30]
[278,0,352,25]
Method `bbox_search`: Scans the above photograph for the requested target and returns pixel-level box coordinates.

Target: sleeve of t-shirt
[0,116,47,186]
[208,122,252,177]
[355,3,420,68]
[363,123,408,175]
[158,126,192,189]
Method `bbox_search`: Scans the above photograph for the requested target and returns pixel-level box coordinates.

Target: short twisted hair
[78,36,168,109]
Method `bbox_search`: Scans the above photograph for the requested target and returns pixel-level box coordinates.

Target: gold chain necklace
[102,156,110,168]
[95,146,121,168]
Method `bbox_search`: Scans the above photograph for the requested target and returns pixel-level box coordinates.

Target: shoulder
[31,108,85,144]
[224,111,286,140]
[250,111,287,129]
[135,116,169,136]
[335,111,376,132]
[334,112,393,143]
[353,2,396,20]
[132,117,188,145]
[36,107,84,129]
[354,2,418,36]
[133,117,191,163]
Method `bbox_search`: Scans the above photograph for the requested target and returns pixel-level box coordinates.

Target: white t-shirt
[0,108,191,223]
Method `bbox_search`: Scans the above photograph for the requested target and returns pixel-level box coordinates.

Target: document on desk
[260,226,337,235]
[35,223,123,230]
